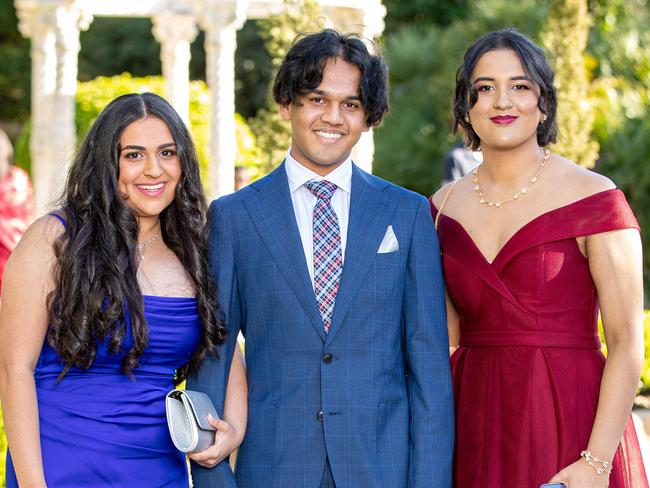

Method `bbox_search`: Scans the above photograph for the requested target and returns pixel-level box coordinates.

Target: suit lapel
[325,165,394,345]
[243,163,326,341]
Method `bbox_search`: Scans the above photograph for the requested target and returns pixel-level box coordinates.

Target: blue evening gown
[5,294,200,487]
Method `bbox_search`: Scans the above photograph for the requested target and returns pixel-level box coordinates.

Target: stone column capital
[16,0,92,40]
[151,13,198,45]
[199,0,248,37]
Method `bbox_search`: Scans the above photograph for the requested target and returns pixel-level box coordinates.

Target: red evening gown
[431,189,649,488]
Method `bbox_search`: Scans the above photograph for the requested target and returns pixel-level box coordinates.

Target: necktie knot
[305,180,337,201]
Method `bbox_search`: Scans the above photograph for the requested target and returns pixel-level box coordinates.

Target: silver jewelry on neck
[137,231,160,261]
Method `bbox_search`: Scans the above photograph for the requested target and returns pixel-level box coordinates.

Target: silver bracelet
[580,450,613,475]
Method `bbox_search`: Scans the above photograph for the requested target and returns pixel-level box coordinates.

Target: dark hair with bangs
[48,93,224,382]
[453,28,558,150]
[273,29,389,128]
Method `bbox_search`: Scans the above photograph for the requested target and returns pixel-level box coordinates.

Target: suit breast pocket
[362,251,403,297]
[372,250,402,271]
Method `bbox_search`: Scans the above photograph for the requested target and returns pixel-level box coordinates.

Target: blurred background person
[0,128,33,295]
[441,141,482,186]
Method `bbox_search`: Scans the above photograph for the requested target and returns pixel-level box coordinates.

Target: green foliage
[0,0,30,121]
[235,21,274,119]
[258,0,323,69]
[79,17,273,120]
[596,108,650,307]
[586,1,650,306]
[587,0,650,84]
[79,18,160,81]
[541,0,599,168]
[373,0,548,195]
[249,0,323,174]
[15,74,261,182]
[384,0,470,31]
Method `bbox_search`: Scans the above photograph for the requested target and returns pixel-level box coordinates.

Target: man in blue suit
[188,29,454,487]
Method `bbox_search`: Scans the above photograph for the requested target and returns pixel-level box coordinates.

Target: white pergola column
[200,0,248,199]
[17,1,90,214]
[323,3,386,174]
[152,13,197,125]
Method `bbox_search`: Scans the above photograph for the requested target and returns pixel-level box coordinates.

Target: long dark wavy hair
[48,93,225,382]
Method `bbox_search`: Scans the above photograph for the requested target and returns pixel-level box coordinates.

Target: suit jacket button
[316,410,324,421]
[322,353,333,364]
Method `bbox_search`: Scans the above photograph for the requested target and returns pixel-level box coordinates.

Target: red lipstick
[490,115,518,125]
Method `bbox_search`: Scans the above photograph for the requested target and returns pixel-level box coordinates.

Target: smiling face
[468,49,543,151]
[279,57,370,176]
[117,116,181,222]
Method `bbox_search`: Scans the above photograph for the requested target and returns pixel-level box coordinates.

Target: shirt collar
[285,149,352,195]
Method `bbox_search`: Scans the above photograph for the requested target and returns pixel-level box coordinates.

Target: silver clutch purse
[165,389,218,453]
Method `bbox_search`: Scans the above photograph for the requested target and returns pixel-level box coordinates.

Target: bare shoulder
[430,173,473,209]
[550,154,616,201]
[430,182,455,209]
[6,214,65,272]
[18,214,65,249]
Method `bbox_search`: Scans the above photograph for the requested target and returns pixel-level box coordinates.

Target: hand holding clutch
[166,389,219,453]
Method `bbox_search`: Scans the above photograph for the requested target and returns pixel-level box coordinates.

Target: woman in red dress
[430,29,648,487]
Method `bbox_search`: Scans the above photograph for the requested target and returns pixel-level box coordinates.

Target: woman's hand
[548,459,610,488]
[187,413,243,468]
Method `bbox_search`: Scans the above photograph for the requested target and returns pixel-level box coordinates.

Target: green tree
[248,0,323,174]
[383,0,470,32]
[79,18,161,81]
[541,0,599,167]
[234,21,274,118]
[0,0,30,122]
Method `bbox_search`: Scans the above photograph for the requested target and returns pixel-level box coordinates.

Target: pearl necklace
[473,149,550,208]
[136,230,160,260]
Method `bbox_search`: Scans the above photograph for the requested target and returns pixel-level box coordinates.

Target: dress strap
[48,213,68,228]
[432,180,457,231]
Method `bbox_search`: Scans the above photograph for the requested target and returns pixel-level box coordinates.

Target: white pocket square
[377,225,399,253]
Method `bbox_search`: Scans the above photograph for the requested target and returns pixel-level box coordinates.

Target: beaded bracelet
[580,450,613,475]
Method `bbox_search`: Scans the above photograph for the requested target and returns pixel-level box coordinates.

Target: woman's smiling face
[468,49,543,151]
[117,116,181,220]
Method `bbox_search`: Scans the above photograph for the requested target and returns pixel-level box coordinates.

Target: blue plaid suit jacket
[188,163,454,488]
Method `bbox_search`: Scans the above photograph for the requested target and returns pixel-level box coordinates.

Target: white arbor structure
[15,0,386,214]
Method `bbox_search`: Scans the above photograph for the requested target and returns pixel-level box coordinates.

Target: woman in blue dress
[0,93,247,487]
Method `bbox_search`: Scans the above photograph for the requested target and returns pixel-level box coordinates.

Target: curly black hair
[48,93,224,382]
[453,28,558,150]
[273,29,389,128]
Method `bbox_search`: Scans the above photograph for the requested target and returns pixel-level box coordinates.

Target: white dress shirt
[284,150,352,285]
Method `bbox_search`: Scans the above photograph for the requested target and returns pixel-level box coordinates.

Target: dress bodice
[35,295,200,384]
[433,189,639,349]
